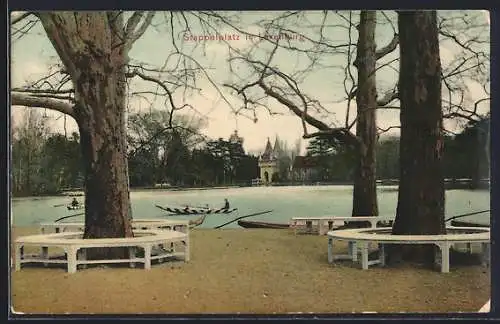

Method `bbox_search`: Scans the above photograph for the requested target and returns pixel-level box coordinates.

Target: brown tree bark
[37,13,134,258]
[390,11,445,266]
[352,11,379,220]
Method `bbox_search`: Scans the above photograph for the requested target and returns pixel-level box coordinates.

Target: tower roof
[273,136,281,154]
[260,137,274,161]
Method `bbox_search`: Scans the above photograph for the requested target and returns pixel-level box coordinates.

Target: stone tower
[258,137,279,184]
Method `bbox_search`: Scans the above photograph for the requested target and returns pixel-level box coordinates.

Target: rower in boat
[71,198,80,208]
[66,198,84,210]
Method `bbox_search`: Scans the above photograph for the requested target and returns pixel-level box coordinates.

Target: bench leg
[144,245,152,270]
[481,243,490,267]
[318,223,325,235]
[350,241,358,262]
[77,249,87,269]
[41,247,49,267]
[15,245,23,271]
[157,244,165,263]
[129,247,137,268]
[379,243,386,267]
[328,237,334,263]
[360,242,369,270]
[66,247,78,274]
[184,238,190,262]
[438,243,451,273]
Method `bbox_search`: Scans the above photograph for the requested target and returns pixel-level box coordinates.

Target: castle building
[228,130,244,146]
[258,137,281,184]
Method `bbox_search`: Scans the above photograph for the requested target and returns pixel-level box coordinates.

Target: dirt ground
[10,227,490,315]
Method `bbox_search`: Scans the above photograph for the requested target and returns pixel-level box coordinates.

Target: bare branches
[12,88,74,95]
[11,92,75,117]
[127,69,193,123]
[377,125,400,134]
[11,16,40,42]
[442,97,490,122]
[257,80,329,131]
[11,11,34,25]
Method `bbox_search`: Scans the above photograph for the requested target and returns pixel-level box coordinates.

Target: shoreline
[11,182,490,200]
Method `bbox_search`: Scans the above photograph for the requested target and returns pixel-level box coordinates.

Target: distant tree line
[303,116,489,186]
[11,109,260,196]
[11,109,489,197]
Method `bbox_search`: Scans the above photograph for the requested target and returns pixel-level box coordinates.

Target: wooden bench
[327,227,490,273]
[39,219,190,234]
[15,229,189,274]
[290,216,394,235]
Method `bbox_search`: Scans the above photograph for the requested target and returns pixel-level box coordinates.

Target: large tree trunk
[75,63,132,240]
[352,10,379,220]
[390,11,445,266]
[38,13,133,259]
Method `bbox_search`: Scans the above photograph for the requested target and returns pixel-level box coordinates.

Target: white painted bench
[327,227,490,273]
[290,216,394,235]
[15,229,189,274]
[40,219,190,234]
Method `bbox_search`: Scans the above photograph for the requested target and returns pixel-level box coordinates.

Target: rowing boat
[155,204,237,215]
[237,220,289,229]
[67,205,84,211]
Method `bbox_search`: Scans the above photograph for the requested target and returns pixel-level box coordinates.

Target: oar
[214,210,273,229]
[445,209,490,222]
[190,215,207,228]
[53,203,67,207]
[54,212,84,223]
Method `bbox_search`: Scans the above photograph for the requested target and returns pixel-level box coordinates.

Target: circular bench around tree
[327,226,490,273]
[15,229,189,274]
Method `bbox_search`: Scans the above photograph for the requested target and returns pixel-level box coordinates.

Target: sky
[10,10,490,155]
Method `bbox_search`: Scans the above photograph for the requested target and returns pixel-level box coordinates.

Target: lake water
[10,185,490,229]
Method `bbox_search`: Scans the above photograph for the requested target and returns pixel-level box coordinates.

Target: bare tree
[390,11,445,266]
[351,11,379,218]
[10,11,249,258]
[217,11,398,219]
[10,12,202,259]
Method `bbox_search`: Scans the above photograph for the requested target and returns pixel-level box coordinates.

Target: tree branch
[256,80,361,146]
[127,69,193,119]
[124,12,155,51]
[257,80,330,131]
[12,88,74,94]
[11,92,75,118]
[11,11,34,25]
[377,87,399,106]
[375,34,399,60]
